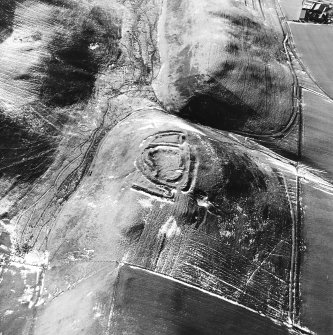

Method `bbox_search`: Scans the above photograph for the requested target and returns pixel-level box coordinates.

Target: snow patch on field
[93,303,103,319]
[24,250,48,267]
[166,115,205,135]
[159,217,181,239]
[18,286,35,305]
[138,197,154,209]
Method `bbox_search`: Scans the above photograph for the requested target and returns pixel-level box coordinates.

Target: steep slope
[154,0,294,134]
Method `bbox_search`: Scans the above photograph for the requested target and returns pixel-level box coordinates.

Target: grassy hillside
[0,0,120,187]
[154,0,293,134]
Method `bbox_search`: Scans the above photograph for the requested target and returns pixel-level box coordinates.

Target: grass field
[299,181,333,334]
[302,89,333,180]
[290,23,333,98]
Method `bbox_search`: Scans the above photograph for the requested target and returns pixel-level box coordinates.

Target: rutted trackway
[274,1,303,328]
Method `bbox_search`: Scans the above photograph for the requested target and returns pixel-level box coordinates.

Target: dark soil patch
[37,4,121,107]
[0,111,58,183]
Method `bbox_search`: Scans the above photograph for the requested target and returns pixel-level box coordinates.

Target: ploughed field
[110,265,293,335]
[299,181,333,334]
[279,0,302,21]
[290,22,333,99]
[301,89,333,179]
